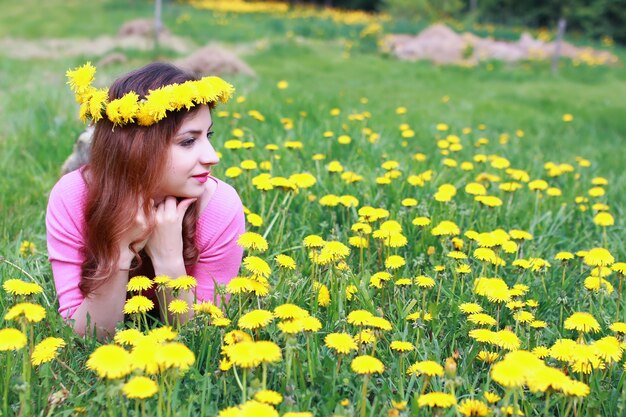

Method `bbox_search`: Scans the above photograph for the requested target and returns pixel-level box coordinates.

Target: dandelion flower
[0,328,27,351]
[592,336,623,363]
[254,389,283,405]
[458,399,491,417]
[127,276,153,292]
[86,344,133,379]
[390,341,414,353]
[459,303,483,314]
[492,329,521,351]
[561,380,590,397]
[469,329,497,344]
[114,329,144,347]
[146,326,178,342]
[351,355,384,375]
[564,312,601,333]
[609,322,626,334]
[238,309,274,330]
[243,256,272,278]
[477,350,499,363]
[168,299,189,315]
[5,302,46,323]
[156,342,195,372]
[3,278,43,296]
[385,255,405,270]
[274,304,308,320]
[432,220,460,236]
[316,283,331,307]
[31,337,65,366]
[255,341,282,363]
[406,360,444,377]
[193,301,223,318]
[491,360,526,388]
[415,275,435,289]
[347,310,375,325]
[124,296,154,314]
[237,232,269,252]
[274,254,296,269]
[584,248,614,267]
[167,275,197,291]
[417,392,456,408]
[324,333,358,354]
[467,313,497,326]
[122,376,158,399]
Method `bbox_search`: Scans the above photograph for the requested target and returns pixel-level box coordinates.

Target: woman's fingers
[176,198,197,217]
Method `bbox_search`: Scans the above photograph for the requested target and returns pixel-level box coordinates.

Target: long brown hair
[80,62,202,296]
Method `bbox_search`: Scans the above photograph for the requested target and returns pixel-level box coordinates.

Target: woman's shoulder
[196,177,244,245]
[202,176,243,213]
[48,168,88,211]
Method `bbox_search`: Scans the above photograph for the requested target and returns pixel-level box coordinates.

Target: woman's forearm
[70,251,134,339]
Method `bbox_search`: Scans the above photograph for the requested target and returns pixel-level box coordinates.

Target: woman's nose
[200,140,220,165]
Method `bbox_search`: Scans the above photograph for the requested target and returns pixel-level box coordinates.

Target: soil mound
[174,44,256,77]
[383,23,618,65]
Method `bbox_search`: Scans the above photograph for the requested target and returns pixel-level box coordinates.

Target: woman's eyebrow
[176,123,214,137]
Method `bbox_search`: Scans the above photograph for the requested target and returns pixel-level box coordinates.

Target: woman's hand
[144,196,197,269]
[118,199,153,268]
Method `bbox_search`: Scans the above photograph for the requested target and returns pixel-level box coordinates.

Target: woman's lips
[192,173,209,183]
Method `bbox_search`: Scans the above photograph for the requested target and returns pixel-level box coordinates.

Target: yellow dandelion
[155,342,195,372]
[351,355,384,375]
[3,278,43,296]
[243,256,272,278]
[274,304,309,320]
[325,333,358,354]
[418,392,456,408]
[167,275,197,291]
[458,399,491,417]
[0,328,27,351]
[127,276,153,292]
[86,344,133,379]
[238,309,274,330]
[274,254,296,269]
[406,360,444,377]
[237,232,269,252]
[122,376,158,399]
[31,337,65,366]
[390,341,414,353]
[564,312,601,333]
[168,299,189,315]
[5,302,46,323]
[254,389,283,405]
[124,295,154,314]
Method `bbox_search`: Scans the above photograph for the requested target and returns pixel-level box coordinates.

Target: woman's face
[156,105,219,199]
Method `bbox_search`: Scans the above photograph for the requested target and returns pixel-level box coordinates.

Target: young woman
[46,62,245,338]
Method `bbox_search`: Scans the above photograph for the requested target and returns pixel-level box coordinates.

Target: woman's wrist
[152,257,186,278]
[118,246,135,270]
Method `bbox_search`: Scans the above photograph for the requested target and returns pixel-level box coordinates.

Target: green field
[1,1,626,416]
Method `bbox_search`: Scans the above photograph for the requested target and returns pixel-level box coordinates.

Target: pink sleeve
[46,172,87,319]
[189,179,245,305]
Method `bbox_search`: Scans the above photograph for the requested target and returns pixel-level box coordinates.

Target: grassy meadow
[1,0,626,416]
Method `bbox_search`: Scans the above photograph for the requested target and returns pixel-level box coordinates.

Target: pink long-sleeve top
[46,169,245,320]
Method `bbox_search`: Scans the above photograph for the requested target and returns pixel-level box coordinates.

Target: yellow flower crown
[66,62,235,126]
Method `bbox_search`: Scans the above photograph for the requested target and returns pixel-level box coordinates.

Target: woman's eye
[181,138,196,147]
[207,131,215,139]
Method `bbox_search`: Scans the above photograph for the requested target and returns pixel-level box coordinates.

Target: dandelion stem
[360,374,369,417]
[306,335,315,381]
[617,275,623,321]
[262,363,267,391]
[399,354,405,399]
[3,353,12,417]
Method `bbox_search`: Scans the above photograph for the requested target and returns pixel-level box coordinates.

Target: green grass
[1,1,626,416]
